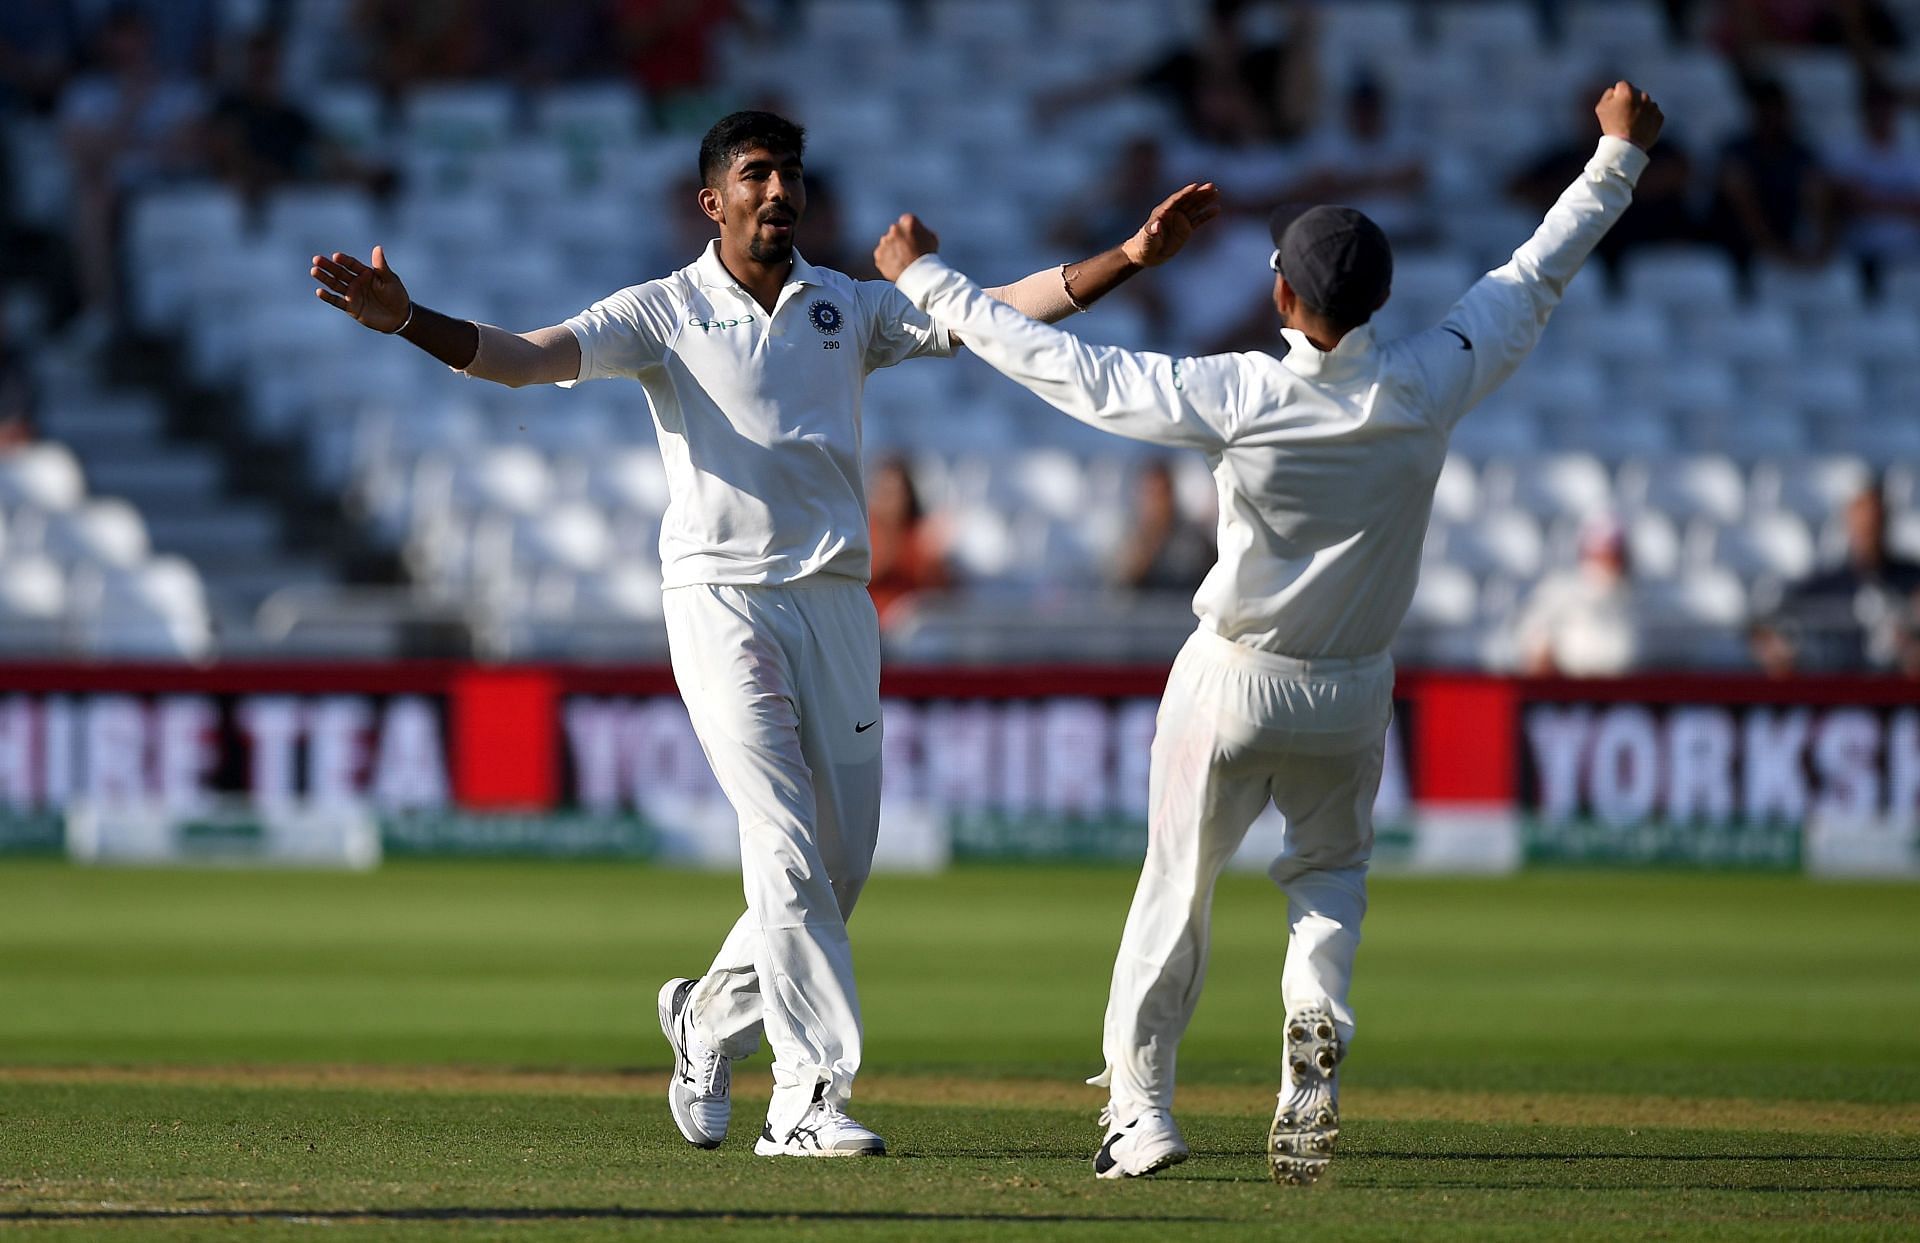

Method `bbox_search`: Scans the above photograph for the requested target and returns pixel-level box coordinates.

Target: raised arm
[1417,82,1661,420]
[310,246,581,388]
[977,182,1221,325]
[879,219,1242,451]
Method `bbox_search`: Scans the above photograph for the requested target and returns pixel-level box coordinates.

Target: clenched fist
[874,214,940,282]
[1595,80,1663,150]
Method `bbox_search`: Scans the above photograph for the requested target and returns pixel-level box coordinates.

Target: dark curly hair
[698,111,806,188]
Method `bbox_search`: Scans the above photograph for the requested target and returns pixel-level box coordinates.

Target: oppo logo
[688,314,756,333]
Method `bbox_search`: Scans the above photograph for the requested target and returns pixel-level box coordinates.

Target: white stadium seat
[0,443,85,512]
[1682,307,1795,367]
[42,499,150,570]
[1448,403,1544,459]
[263,187,381,257]
[1440,509,1545,580]
[0,555,65,620]
[1549,409,1673,461]
[946,503,1018,582]
[1617,456,1746,526]
[1630,359,1739,415]
[1483,453,1613,520]
[515,503,613,576]
[453,447,552,517]
[308,83,384,153]
[1749,455,1873,521]
[74,557,212,660]
[1680,404,1807,460]
[1626,511,1683,579]
[1623,247,1738,313]
[575,560,665,620]
[1006,450,1087,524]
[1560,0,1670,56]
[1406,562,1478,627]
[1645,566,1748,627]
[1890,509,1920,561]
[1754,261,1865,317]
[535,83,647,152]
[404,84,518,152]
[1694,511,1817,582]
[1431,455,1480,524]
[1817,308,1920,366]
[1434,2,1543,56]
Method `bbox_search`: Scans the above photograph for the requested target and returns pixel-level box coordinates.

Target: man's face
[701,145,806,264]
[1847,491,1886,565]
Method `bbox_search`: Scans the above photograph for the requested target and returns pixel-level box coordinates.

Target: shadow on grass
[2,1207,1227,1226]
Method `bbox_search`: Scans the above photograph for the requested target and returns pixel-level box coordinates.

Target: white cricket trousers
[1096,628,1392,1120]
[661,578,884,1134]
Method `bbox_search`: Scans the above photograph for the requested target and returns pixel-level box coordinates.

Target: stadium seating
[3,0,1914,670]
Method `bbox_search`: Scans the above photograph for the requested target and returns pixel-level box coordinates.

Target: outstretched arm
[1416,82,1661,421]
[310,246,581,388]
[877,218,1243,451]
[979,182,1220,324]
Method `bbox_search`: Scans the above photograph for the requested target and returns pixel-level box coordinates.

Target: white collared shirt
[561,240,953,588]
[897,137,1649,658]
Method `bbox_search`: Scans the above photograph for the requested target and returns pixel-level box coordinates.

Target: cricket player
[309,111,1219,1157]
[875,84,1663,1182]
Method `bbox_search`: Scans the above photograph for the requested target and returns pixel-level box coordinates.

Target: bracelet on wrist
[389,302,416,335]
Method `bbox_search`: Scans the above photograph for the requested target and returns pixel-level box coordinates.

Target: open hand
[1595,80,1663,151]
[311,245,410,333]
[874,214,940,282]
[1122,182,1221,268]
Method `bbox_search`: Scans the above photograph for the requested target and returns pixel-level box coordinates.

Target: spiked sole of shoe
[1269,1005,1342,1186]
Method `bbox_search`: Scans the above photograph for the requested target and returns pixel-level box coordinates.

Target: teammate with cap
[309,111,1220,1159]
[875,82,1663,1183]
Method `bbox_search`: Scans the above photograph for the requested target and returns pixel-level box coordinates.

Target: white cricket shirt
[561,241,953,588]
[897,137,1649,659]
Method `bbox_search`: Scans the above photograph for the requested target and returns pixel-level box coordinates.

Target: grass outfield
[0,861,1916,1240]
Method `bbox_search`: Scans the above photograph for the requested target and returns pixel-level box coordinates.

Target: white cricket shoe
[753,1088,887,1157]
[658,977,730,1149]
[1093,1106,1190,1179]
[1269,1003,1344,1185]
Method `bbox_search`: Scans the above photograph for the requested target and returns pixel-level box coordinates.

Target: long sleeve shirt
[896,136,1648,658]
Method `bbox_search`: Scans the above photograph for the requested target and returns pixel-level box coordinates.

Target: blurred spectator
[0,5,79,114]
[868,457,949,626]
[350,0,493,94]
[1751,483,1920,675]
[1277,74,1429,244]
[1040,0,1320,148]
[0,316,36,453]
[1831,78,1920,278]
[1712,0,1904,78]
[1707,76,1834,271]
[1508,81,1699,273]
[206,31,394,204]
[479,0,612,87]
[614,0,740,110]
[1048,136,1175,337]
[797,170,864,277]
[58,6,206,337]
[1112,460,1214,593]
[75,0,221,79]
[1512,514,1645,677]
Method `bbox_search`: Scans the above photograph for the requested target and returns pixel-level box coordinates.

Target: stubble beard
[748,234,794,264]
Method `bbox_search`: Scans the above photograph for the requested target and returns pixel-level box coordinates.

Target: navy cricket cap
[1268,205,1394,325]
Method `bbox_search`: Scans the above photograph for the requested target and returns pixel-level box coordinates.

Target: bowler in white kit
[876,84,1664,1183]
[309,111,1219,1157]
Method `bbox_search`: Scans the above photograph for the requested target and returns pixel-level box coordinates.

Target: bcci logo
[808,299,844,336]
